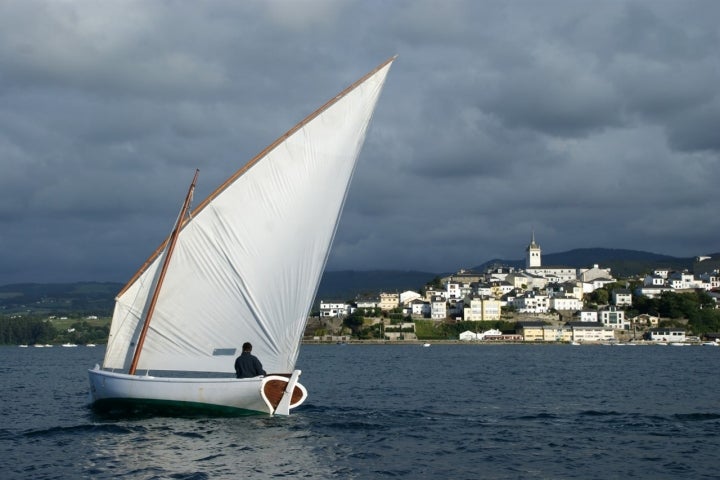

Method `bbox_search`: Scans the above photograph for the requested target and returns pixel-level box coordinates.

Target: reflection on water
[81,415,337,478]
[12,413,337,479]
[1,346,335,479]
[1,344,719,479]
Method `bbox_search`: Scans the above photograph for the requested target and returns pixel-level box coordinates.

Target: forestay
[103,58,394,374]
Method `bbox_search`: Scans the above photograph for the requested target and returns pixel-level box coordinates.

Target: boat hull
[88,367,307,416]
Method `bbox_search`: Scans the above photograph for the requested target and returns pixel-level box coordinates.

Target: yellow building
[542,326,573,342]
[463,296,502,321]
[379,292,399,311]
[517,321,546,342]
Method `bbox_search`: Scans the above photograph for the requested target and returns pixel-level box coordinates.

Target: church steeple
[525,231,541,269]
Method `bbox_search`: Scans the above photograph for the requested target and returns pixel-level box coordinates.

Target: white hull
[88,58,394,418]
[88,366,307,416]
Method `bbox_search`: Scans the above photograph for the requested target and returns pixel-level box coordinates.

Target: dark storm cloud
[0,0,718,284]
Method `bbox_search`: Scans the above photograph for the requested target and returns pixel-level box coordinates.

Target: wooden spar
[128,169,200,375]
[115,55,397,299]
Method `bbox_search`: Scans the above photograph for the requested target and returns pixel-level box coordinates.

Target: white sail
[103,58,395,374]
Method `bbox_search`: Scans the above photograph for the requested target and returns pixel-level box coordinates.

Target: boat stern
[261,370,308,415]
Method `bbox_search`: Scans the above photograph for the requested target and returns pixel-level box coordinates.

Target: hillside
[316,270,437,301]
[0,282,122,316]
[474,248,694,278]
[0,248,706,315]
[0,272,437,315]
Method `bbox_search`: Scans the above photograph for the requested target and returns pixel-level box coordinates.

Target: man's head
[242,342,252,352]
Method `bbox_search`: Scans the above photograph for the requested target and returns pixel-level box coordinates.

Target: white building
[577,264,614,283]
[459,328,511,341]
[567,322,616,343]
[698,273,720,290]
[612,289,632,307]
[588,277,616,291]
[430,295,446,320]
[424,288,445,301]
[506,272,537,290]
[526,232,542,268]
[356,299,378,310]
[648,328,687,343]
[668,271,700,290]
[400,290,422,305]
[459,330,478,341]
[549,296,582,311]
[653,269,670,279]
[485,266,515,282]
[635,285,672,299]
[319,301,350,317]
[598,306,629,330]
[493,282,516,297]
[548,281,584,301]
[446,282,462,299]
[410,299,431,317]
[478,328,503,339]
[643,274,666,287]
[513,292,549,313]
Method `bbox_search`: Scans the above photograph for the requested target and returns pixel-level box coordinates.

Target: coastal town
[313,234,720,345]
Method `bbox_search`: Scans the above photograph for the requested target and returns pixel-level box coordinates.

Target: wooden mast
[128,169,199,375]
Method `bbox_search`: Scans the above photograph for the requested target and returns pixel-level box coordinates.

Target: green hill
[316,270,437,301]
[474,248,694,278]
[0,249,706,315]
[0,282,122,316]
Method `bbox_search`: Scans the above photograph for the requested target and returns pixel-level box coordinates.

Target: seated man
[234,342,266,378]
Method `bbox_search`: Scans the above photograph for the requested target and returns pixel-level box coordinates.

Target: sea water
[0,343,718,479]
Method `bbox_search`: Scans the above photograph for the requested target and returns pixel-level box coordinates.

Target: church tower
[525,231,541,269]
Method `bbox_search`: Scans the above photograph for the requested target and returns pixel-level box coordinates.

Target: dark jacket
[234,351,266,378]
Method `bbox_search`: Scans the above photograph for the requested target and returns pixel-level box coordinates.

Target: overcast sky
[1,0,719,285]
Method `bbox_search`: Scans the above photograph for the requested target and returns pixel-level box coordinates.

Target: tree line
[630,290,720,335]
[0,315,109,345]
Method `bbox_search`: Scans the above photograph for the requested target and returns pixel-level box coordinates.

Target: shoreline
[301,339,690,346]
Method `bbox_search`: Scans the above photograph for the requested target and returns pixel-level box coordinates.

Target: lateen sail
[103,58,395,374]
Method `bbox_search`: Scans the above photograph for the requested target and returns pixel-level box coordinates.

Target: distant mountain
[316,270,437,301]
[0,272,438,315]
[0,282,122,315]
[473,248,695,278]
[0,249,706,315]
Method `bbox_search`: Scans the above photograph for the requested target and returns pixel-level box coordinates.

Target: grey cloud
[0,0,718,285]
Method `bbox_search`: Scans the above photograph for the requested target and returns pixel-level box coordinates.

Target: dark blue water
[1,344,718,479]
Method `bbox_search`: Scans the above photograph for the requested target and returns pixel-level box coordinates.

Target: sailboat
[88,56,396,416]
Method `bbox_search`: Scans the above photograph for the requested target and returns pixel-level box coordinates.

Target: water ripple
[2,344,719,479]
